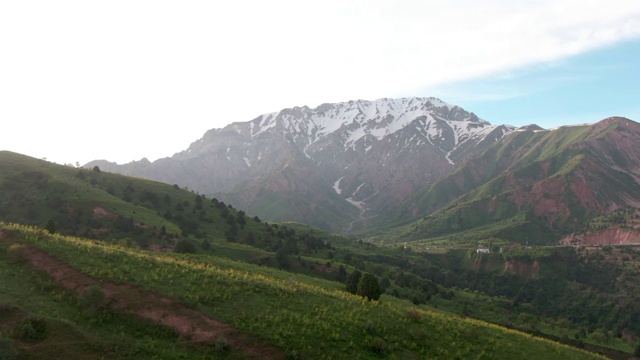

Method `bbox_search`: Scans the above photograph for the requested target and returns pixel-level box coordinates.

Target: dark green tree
[44,219,56,234]
[244,232,255,245]
[19,317,47,342]
[338,265,347,282]
[379,277,391,292]
[346,270,362,294]
[173,239,197,254]
[276,247,291,269]
[357,273,382,301]
[236,211,246,226]
[194,194,203,210]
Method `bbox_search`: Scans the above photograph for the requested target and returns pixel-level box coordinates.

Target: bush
[276,248,291,269]
[407,309,421,321]
[79,285,106,316]
[44,219,56,234]
[173,240,197,254]
[18,317,47,342]
[6,244,28,263]
[368,336,387,354]
[364,320,375,333]
[214,335,231,354]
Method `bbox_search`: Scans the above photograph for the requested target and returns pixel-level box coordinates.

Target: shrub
[173,239,197,254]
[276,248,291,269]
[79,285,106,316]
[6,244,28,263]
[368,336,387,354]
[214,335,231,354]
[407,309,421,321]
[44,219,56,234]
[364,320,375,333]
[18,317,47,342]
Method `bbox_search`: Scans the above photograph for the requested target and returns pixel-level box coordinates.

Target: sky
[1,1,639,165]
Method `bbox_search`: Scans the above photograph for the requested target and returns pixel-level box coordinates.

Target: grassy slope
[0,150,632,357]
[0,223,602,360]
[367,122,630,245]
[0,239,226,359]
[0,151,316,250]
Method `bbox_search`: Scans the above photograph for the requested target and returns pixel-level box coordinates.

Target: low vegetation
[0,223,603,359]
[1,151,638,358]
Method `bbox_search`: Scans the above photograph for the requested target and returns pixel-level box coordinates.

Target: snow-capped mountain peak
[93,97,516,232]
[228,97,501,160]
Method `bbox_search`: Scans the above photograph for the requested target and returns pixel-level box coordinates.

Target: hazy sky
[2,1,640,165]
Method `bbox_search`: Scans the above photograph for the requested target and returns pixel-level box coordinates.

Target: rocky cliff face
[87,97,513,231]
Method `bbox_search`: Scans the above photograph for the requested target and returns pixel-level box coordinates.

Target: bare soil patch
[92,206,113,218]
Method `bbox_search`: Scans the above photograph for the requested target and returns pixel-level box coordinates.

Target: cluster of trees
[582,207,639,232]
[324,241,640,349]
[345,270,382,301]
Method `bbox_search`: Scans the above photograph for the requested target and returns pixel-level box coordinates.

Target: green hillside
[0,151,336,261]
[0,223,603,359]
[370,118,640,246]
[1,150,637,359]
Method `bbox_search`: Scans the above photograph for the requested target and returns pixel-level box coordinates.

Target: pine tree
[44,219,56,234]
[345,270,362,294]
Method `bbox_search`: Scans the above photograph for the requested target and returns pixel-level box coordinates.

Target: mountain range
[87,97,640,245]
[2,111,640,357]
[87,98,514,231]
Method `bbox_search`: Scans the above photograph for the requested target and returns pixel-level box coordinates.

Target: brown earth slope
[0,229,285,359]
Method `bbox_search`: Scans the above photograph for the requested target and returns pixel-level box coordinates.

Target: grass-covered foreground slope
[0,223,602,359]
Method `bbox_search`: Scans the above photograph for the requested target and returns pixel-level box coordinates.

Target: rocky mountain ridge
[377,116,640,245]
[88,97,515,231]
[87,99,640,244]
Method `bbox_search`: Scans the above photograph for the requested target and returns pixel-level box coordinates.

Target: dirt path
[0,229,285,359]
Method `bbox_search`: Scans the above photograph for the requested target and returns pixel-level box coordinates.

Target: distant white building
[476,247,490,254]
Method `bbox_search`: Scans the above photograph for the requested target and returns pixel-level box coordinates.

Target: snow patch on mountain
[346,197,366,211]
[333,176,344,195]
[253,113,278,137]
[248,98,465,147]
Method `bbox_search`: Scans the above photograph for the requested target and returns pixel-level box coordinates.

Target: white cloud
[1,0,639,164]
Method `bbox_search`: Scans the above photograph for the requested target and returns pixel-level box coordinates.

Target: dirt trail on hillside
[0,229,285,359]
